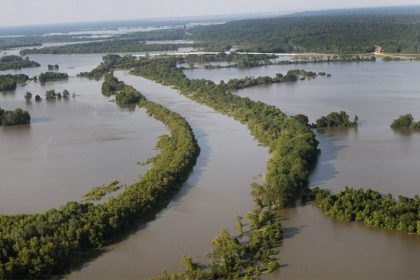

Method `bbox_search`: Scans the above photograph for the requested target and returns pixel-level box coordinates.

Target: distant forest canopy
[20,41,191,55]
[190,8,420,54]
[3,6,420,54]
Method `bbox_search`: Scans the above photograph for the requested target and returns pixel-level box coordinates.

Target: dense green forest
[316,111,358,128]
[0,76,200,279]
[190,12,420,53]
[390,113,420,129]
[38,72,68,83]
[312,187,420,234]
[0,74,29,91]
[0,55,39,70]
[0,107,31,126]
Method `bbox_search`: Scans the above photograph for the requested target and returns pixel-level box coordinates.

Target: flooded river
[68,71,269,278]
[0,56,167,214]
[186,60,420,278]
[1,53,419,278]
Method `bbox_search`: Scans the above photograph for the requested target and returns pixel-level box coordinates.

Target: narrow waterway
[68,71,269,279]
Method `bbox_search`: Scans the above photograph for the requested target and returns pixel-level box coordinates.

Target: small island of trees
[316,111,358,128]
[38,72,69,84]
[390,114,420,130]
[45,89,71,100]
[0,74,29,91]
[0,55,40,70]
[0,107,31,126]
[48,64,59,70]
[311,187,419,234]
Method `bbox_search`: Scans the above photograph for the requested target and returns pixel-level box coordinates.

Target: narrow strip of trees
[0,76,200,279]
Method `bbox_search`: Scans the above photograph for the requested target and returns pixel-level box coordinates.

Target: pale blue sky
[1,0,420,27]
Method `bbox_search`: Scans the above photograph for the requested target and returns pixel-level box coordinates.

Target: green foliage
[0,55,39,70]
[0,76,199,279]
[101,73,124,95]
[47,64,59,70]
[62,89,70,99]
[191,11,420,53]
[24,91,32,100]
[316,111,358,128]
[390,113,420,129]
[123,55,319,278]
[45,89,57,100]
[21,41,190,55]
[83,181,121,202]
[0,107,31,126]
[312,187,420,234]
[38,72,68,84]
[292,114,310,127]
[0,74,29,91]
[101,73,143,105]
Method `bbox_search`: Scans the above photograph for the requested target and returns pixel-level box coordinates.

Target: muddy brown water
[0,61,167,214]
[67,71,269,278]
[186,60,420,279]
[2,55,419,278]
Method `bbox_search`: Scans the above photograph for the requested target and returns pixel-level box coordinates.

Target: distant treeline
[0,55,39,70]
[0,74,29,91]
[20,40,193,55]
[0,107,31,126]
[190,12,420,53]
[202,55,376,69]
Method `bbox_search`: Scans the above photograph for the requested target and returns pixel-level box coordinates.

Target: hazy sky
[1,0,420,27]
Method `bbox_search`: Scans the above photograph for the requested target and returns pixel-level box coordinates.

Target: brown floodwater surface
[0,56,167,214]
[68,71,269,279]
[186,60,420,279]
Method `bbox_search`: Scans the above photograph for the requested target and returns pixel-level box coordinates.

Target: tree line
[311,187,419,234]
[0,55,40,71]
[77,54,419,278]
[315,111,358,128]
[0,75,200,279]
[102,73,142,105]
[0,107,31,126]
[0,74,29,91]
[20,40,193,55]
[190,9,420,53]
[391,114,420,130]
[37,72,68,84]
